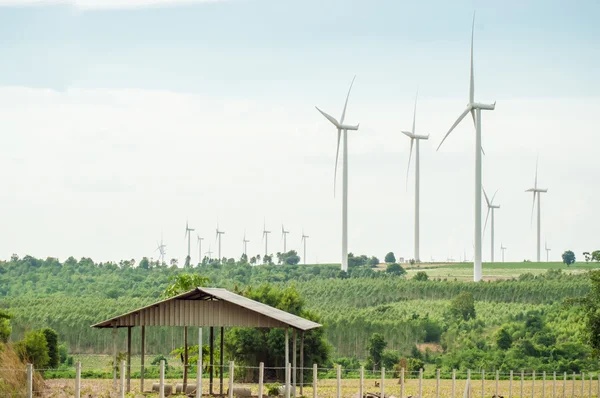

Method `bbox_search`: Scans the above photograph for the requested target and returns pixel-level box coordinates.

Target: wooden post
[300,332,304,396]
[337,365,342,398]
[313,363,318,398]
[286,363,292,398]
[197,328,203,398]
[482,369,485,398]
[141,325,146,393]
[160,360,165,398]
[452,369,456,398]
[285,328,290,383]
[588,373,592,398]
[229,361,234,398]
[293,329,297,398]
[581,373,585,398]
[113,324,117,391]
[572,372,575,398]
[75,361,81,398]
[521,370,524,398]
[359,366,364,398]
[436,368,440,398]
[533,370,536,398]
[121,360,126,398]
[468,369,471,398]
[209,326,214,395]
[259,362,264,398]
[552,371,556,398]
[419,368,423,398]
[543,371,546,398]
[564,372,567,398]
[509,370,513,398]
[381,366,385,398]
[184,326,189,392]
[27,363,33,398]
[402,367,406,398]
[127,326,132,393]
[496,370,500,398]
[220,327,224,396]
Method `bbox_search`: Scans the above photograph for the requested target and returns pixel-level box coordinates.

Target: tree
[562,250,576,266]
[367,256,380,267]
[41,328,59,368]
[568,270,600,355]
[495,327,512,350]
[584,252,591,262]
[0,309,11,343]
[139,257,150,270]
[449,292,476,321]
[592,251,600,262]
[161,274,211,298]
[384,252,396,263]
[386,263,405,276]
[16,330,50,368]
[413,271,429,281]
[367,333,387,371]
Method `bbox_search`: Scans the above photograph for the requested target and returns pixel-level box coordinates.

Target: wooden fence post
[121,360,126,398]
[313,364,318,398]
[381,367,385,398]
[542,371,546,398]
[588,373,592,398]
[509,370,513,398]
[563,372,567,398]
[452,369,456,398]
[581,373,585,398]
[258,362,264,398]
[496,370,499,398]
[521,370,524,398]
[336,365,341,398]
[482,369,485,398]
[359,366,364,398]
[75,361,81,398]
[229,361,234,398]
[419,368,423,398]
[437,368,441,398]
[552,371,556,398]
[532,370,536,398]
[401,368,405,398]
[27,363,33,398]
[159,360,165,398]
[572,372,575,398]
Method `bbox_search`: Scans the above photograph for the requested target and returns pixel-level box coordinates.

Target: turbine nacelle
[401,131,430,140]
[471,101,496,111]
[316,107,359,130]
[526,188,548,193]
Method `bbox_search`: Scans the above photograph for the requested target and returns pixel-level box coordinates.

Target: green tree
[367,333,387,371]
[367,256,380,267]
[139,257,150,270]
[413,271,429,281]
[16,330,50,368]
[0,309,11,343]
[386,263,406,276]
[495,327,512,350]
[384,252,396,263]
[161,274,211,298]
[562,250,576,265]
[41,328,59,368]
[592,251,600,262]
[568,270,600,355]
[449,292,476,321]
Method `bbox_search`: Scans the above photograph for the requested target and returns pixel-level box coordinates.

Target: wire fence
[2,362,600,398]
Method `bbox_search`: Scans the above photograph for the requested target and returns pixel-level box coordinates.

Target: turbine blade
[482,187,490,206]
[412,89,418,135]
[530,191,537,225]
[406,137,414,190]
[470,12,475,104]
[340,75,356,124]
[535,156,539,189]
[491,189,499,204]
[316,107,341,129]
[437,107,471,151]
[484,208,491,236]
[334,128,341,197]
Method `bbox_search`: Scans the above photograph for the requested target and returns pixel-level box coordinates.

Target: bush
[386,263,406,276]
[151,354,169,370]
[384,252,396,263]
[413,271,429,281]
[16,330,50,368]
[449,292,476,321]
[41,328,59,369]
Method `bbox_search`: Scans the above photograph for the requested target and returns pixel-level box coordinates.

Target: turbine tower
[437,13,496,282]
[301,231,309,265]
[401,90,429,263]
[262,219,271,256]
[197,234,204,264]
[184,221,195,264]
[215,223,225,261]
[526,159,548,262]
[483,188,500,262]
[500,243,507,263]
[243,231,250,257]
[155,234,167,264]
[281,225,290,252]
[545,241,551,262]
[315,76,360,272]
[205,245,213,260]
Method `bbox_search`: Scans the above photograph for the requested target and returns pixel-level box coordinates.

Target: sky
[0,0,599,267]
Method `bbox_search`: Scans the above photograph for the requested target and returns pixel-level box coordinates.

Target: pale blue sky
[0,0,599,266]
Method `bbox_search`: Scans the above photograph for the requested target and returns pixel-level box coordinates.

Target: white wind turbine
[197,234,204,265]
[315,76,360,272]
[243,231,250,257]
[301,230,309,265]
[184,221,195,264]
[155,234,167,264]
[483,187,500,262]
[262,219,271,256]
[281,224,290,252]
[205,245,213,261]
[526,159,548,262]
[437,13,496,282]
[500,243,507,263]
[545,241,551,262]
[401,90,429,263]
[215,223,225,261]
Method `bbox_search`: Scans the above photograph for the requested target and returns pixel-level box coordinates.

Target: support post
[419,368,423,398]
[27,363,33,398]
[533,370,536,398]
[141,325,145,393]
[581,373,585,398]
[229,361,234,398]
[259,362,264,398]
[184,326,189,392]
[509,370,513,398]
[543,371,546,398]
[452,369,456,398]
[300,332,304,396]
[127,326,132,393]
[220,327,224,396]
[521,370,524,398]
[437,368,440,398]
[121,360,126,398]
[402,367,406,398]
[467,369,471,398]
[313,363,318,398]
[286,363,291,398]
[75,361,81,398]
[482,369,485,398]
[197,328,203,398]
[285,328,290,382]
[209,327,214,395]
[381,366,385,398]
[553,371,556,398]
[572,372,575,398]
[564,372,567,398]
[588,373,592,398]
[359,366,364,398]
[112,324,117,391]
[337,365,342,398]
[160,360,165,398]
[496,370,500,398]
[293,329,297,398]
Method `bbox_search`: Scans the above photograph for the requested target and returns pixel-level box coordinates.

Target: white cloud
[0,0,224,10]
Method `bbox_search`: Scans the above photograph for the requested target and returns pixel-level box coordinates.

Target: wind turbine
[205,245,213,261]
[155,234,167,264]
[526,159,548,262]
[196,235,204,265]
[281,225,290,252]
[301,231,309,265]
[215,223,225,261]
[437,13,496,282]
[483,188,500,262]
[262,219,271,256]
[402,90,429,263]
[243,231,250,257]
[184,221,195,264]
[500,243,507,263]
[545,241,551,262]
[315,76,360,272]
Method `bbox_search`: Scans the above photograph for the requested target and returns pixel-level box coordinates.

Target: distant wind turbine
[196,235,204,265]
[526,158,548,262]
[281,225,290,252]
[545,241,551,262]
[243,231,250,257]
[315,76,360,272]
[301,231,309,265]
[402,90,429,263]
[483,187,500,262]
[155,233,167,264]
[262,219,271,256]
[437,13,496,282]
[215,223,225,261]
[184,221,195,264]
[205,245,213,260]
[501,243,507,263]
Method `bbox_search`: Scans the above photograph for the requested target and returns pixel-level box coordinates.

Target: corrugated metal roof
[91,287,321,331]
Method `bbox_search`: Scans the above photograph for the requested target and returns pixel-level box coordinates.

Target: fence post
[419,368,423,398]
[402,368,406,398]
[27,363,33,398]
[197,329,203,398]
[564,372,567,398]
[543,371,546,398]
[359,366,364,398]
[482,369,485,398]
[437,368,440,398]
[532,370,536,398]
[496,370,499,398]
[467,369,471,398]
[509,370,513,398]
[286,363,292,398]
[452,369,456,398]
[228,361,234,398]
[521,370,524,398]
[313,364,318,398]
[336,365,341,398]
[582,373,585,398]
[258,362,264,398]
[159,360,165,398]
[552,371,556,398]
[572,372,575,398]
[381,367,385,398]
[588,373,592,398]
[121,360,126,398]
[75,361,81,398]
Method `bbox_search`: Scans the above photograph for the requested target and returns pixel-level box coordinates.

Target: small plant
[266,383,282,397]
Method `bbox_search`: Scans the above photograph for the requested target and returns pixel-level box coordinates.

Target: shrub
[386,263,406,276]
[16,330,50,368]
[41,328,59,369]
[413,271,429,281]
[384,252,396,263]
